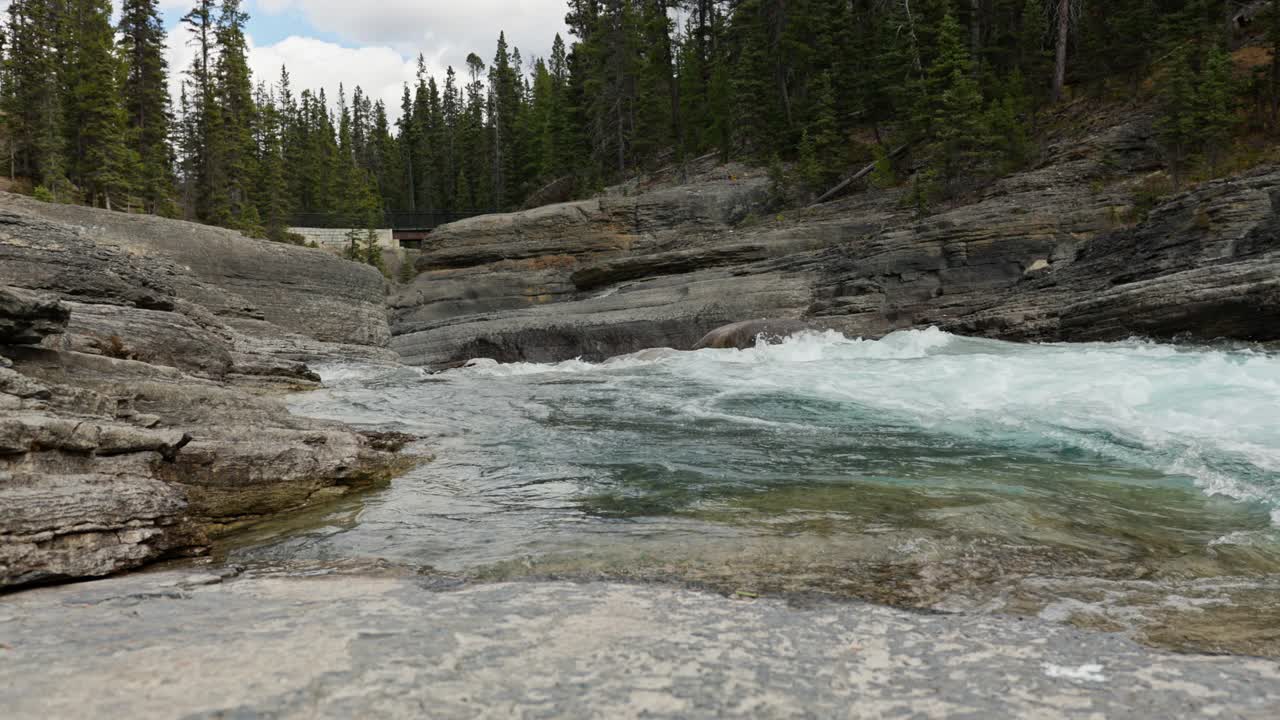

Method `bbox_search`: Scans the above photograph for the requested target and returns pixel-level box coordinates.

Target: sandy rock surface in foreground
[2,570,1279,719]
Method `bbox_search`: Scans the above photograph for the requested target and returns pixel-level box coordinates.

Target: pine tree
[462,52,492,211]
[544,35,574,180]
[916,10,992,188]
[634,0,677,167]
[181,0,220,221]
[1050,0,1073,102]
[65,0,130,209]
[729,0,784,158]
[3,0,69,192]
[212,0,258,231]
[1197,44,1238,172]
[1018,0,1054,104]
[441,67,461,210]
[119,0,175,214]
[797,72,841,190]
[1156,43,1199,182]
[490,32,523,208]
[370,100,405,211]
[252,83,290,241]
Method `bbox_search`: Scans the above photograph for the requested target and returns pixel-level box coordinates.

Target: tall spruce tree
[181,0,220,221]
[119,0,175,214]
[212,0,258,231]
[3,0,69,191]
[252,82,290,240]
[65,0,130,209]
[915,9,993,190]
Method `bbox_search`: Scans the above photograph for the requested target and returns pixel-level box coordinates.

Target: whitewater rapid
[448,328,1280,522]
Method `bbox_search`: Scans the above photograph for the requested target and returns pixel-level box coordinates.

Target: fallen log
[810,144,909,206]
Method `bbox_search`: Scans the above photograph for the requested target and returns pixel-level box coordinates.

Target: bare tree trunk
[810,145,910,206]
[902,0,924,73]
[1053,0,1069,103]
[617,100,626,175]
[493,116,502,210]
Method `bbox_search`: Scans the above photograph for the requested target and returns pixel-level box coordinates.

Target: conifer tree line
[1,0,1278,239]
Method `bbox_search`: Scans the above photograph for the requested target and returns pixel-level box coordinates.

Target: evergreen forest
[2,0,1278,243]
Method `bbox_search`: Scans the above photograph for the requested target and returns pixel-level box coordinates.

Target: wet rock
[695,319,826,350]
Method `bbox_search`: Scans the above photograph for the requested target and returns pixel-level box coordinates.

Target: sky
[152,0,571,120]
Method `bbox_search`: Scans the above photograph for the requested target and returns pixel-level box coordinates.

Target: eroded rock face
[0,204,411,589]
[0,193,391,348]
[391,112,1280,368]
[391,177,827,366]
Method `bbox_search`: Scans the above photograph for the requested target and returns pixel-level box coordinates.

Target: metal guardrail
[289,210,483,230]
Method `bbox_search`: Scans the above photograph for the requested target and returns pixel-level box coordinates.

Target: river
[226,329,1280,655]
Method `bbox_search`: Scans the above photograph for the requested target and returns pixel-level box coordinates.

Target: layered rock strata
[0,200,410,589]
[391,111,1280,367]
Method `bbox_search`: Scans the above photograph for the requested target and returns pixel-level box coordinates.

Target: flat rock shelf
[2,569,1279,719]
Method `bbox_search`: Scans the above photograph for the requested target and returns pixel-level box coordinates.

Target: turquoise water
[229,330,1280,652]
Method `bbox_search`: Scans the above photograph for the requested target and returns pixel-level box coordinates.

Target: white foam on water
[433,328,1280,519]
[1042,663,1109,683]
[311,362,414,385]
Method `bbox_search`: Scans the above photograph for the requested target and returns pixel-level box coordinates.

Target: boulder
[695,319,825,350]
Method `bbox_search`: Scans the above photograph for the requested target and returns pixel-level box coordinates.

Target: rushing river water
[228,329,1280,654]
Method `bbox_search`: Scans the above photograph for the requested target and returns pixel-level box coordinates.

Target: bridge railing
[289,210,483,230]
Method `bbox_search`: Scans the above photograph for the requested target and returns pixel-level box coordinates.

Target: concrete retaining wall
[291,228,397,254]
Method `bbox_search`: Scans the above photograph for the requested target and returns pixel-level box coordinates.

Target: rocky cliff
[0,199,411,589]
[391,110,1280,367]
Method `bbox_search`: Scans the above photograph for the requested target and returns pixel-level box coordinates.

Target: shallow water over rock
[227,330,1280,655]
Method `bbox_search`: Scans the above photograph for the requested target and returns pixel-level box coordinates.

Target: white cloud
[166,29,425,122]
[0,0,567,121]
[162,0,571,122]
[256,0,570,68]
[250,35,424,115]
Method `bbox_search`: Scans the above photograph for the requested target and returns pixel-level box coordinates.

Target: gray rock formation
[0,202,413,589]
[0,193,392,349]
[391,176,830,366]
[391,110,1280,368]
[0,287,69,345]
[4,570,1280,718]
